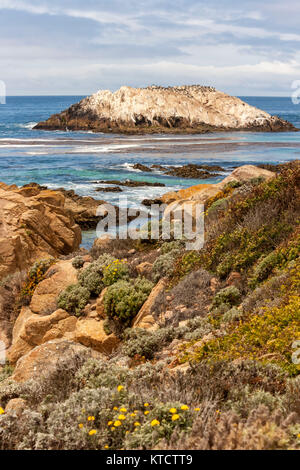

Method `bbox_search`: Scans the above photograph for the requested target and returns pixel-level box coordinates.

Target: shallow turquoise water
[0,95,299,248]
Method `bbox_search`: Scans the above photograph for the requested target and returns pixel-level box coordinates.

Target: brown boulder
[75,318,120,354]
[133,278,168,330]
[96,288,108,319]
[7,307,77,364]
[30,260,78,315]
[226,271,243,288]
[136,262,153,277]
[220,165,274,187]
[5,398,27,416]
[11,339,102,382]
[162,165,275,207]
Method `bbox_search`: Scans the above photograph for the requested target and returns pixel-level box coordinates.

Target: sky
[0,0,300,96]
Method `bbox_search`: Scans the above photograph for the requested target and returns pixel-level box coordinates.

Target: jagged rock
[226,272,243,288]
[132,163,152,172]
[133,278,168,330]
[5,398,27,416]
[95,180,165,188]
[96,288,108,319]
[21,183,108,230]
[136,262,153,277]
[11,339,102,382]
[0,183,81,280]
[75,318,120,354]
[29,260,78,315]
[34,85,296,133]
[96,186,123,193]
[164,164,220,179]
[141,198,163,207]
[162,165,275,205]
[220,165,275,187]
[7,307,78,364]
[161,184,213,204]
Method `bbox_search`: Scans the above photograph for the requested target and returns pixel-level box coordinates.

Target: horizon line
[5,94,293,98]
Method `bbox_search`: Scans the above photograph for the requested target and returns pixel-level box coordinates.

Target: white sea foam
[68,143,141,154]
[17,122,37,129]
[120,163,141,172]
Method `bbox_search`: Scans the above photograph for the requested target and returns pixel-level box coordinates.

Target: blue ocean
[0,96,299,246]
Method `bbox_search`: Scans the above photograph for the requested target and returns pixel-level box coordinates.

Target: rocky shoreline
[34,85,297,134]
[0,161,299,450]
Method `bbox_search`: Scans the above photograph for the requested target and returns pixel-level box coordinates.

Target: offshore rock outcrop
[34,85,296,134]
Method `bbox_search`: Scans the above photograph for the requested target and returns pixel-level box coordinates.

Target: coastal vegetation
[0,162,299,450]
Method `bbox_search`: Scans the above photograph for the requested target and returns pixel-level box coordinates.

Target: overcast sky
[1,0,300,96]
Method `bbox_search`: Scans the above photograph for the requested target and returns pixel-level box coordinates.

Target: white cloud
[0,1,300,95]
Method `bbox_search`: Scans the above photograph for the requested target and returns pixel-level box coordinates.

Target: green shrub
[249,252,280,288]
[224,180,242,189]
[103,259,129,286]
[123,316,214,359]
[72,256,84,269]
[222,307,243,324]
[57,284,90,316]
[104,278,153,328]
[212,286,241,309]
[21,258,55,300]
[123,328,179,359]
[210,303,231,317]
[96,253,117,269]
[160,240,184,254]
[216,254,234,279]
[207,197,228,215]
[78,263,104,295]
[0,366,14,383]
[249,176,265,185]
[78,254,117,295]
[153,251,179,282]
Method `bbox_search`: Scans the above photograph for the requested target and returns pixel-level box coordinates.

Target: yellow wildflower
[169,408,177,414]
[107,421,113,426]
[119,407,127,413]
[134,422,141,427]
[194,407,200,411]
[114,420,122,427]
[181,405,189,410]
[87,416,95,421]
[144,403,149,407]
[130,413,136,417]
[0,407,5,415]
[89,430,97,436]
[118,414,126,420]
[172,414,180,421]
[117,385,124,392]
[111,427,115,431]
[144,410,150,415]
[113,406,118,411]
[151,419,160,427]
[78,423,84,429]
[104,445,109,449]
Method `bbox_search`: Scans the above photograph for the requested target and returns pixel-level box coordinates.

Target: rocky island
[34,85,296,134]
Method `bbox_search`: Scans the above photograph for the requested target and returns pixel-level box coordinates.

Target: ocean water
[0,95,299,247]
